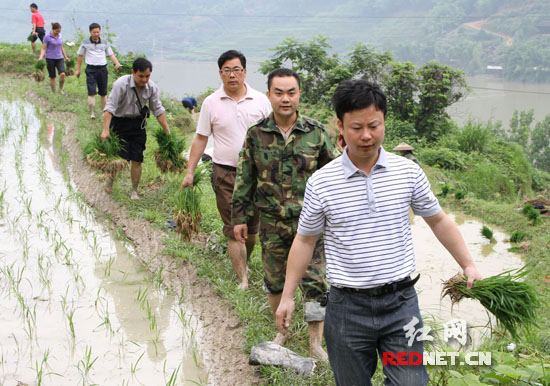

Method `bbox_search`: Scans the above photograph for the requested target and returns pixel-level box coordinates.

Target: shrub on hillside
[458,159,516,200]
[486,140,533,196]
[385,115,417,141]
[420,147,467,170]
[457,121,491,153]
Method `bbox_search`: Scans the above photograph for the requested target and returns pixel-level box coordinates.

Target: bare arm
[37,43,47,60]
[101,111,113,142]
[275,234,318,335]
[156,113,170,134]
[109,54,122,70]
[423,210,482,288]
[76,55,83,77]
[181,134,208,188]
[61,46,69,61]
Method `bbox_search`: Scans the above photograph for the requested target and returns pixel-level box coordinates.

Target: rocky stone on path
[249,341,316,376]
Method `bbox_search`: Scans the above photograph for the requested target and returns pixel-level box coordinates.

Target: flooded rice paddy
[412,211,523,345]
[0,101,207,385]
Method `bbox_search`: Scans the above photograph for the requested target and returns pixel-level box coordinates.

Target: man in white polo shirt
[181,50,271,290]
[76,23,122,119]
[276,80,482,385]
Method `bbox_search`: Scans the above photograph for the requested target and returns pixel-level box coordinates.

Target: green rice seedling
[0,189,5,215]
[152,330,161,356]
[481,225,494,241]
[454,190,465,200]
[104,256,115,277]
[442,266,540,340]
[510,230,526,243]
[165,365,181,386]
[135,287,149,308]
[82,132,128,175]
[77,345,98,378]
[130,352,144,375]
[152,128,187,173]
[96,316,114,336]
[150,314,157,331]
[173,165,207,240]
[35,359,44,385]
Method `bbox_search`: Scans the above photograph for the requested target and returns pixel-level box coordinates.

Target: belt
[336,274,420,297]
[87,64,107,68]
[213,162,236,172]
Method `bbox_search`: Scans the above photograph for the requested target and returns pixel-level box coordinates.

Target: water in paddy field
[411,211,524,346]
[0,101,208,385]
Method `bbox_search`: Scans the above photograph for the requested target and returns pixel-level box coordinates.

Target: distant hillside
[3,0,549,81]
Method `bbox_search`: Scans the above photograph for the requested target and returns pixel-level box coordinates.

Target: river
[150,59,550,126]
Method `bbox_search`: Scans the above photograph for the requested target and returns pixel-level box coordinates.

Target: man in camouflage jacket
[232,68,338,360]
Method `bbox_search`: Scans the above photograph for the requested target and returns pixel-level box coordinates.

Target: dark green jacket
[232,113,338,223]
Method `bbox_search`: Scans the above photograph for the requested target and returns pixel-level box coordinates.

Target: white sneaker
[130,191,139,200]
[90,112,95,119]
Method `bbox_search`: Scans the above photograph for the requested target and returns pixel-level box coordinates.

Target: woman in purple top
[38,22,69,94]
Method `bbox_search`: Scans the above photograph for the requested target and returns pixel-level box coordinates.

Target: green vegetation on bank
[2,41,550,385]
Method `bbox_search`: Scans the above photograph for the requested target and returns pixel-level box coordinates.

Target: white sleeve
[297,179,325,236]
[411,167,441,217]
[195,98,212,136]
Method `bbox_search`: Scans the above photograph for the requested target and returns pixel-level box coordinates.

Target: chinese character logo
[443,319,468,346]
[403,316,433,347]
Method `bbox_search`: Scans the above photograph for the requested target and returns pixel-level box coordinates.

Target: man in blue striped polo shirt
[276,80,482,385]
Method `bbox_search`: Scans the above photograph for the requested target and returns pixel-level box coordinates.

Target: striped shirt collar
[341,145,389,179]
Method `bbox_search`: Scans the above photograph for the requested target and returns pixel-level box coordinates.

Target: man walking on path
[102,58,171,200]
[275,80,482,384]
[29,3,45,53]
[232,68,338,360]
[181,50,271,290]
[76,23,122,119]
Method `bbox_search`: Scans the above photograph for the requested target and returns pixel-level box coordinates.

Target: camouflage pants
[259,214,327,301]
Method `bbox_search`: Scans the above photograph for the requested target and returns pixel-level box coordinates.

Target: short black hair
[332,80,387,122]
[217,50,246,69]
[132,58,152,73]
[30,3,38,9]
[89,23,101,31]
[267,68,301,91]
[51,22,61,30]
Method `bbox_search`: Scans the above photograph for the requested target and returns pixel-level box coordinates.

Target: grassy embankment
[2,42,549,385]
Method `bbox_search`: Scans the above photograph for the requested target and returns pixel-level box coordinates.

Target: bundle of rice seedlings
[65,57,75,76]
[83,133,128,175]
[509,230,526,243]
[153,128,187,173]
[481,225,494,241]
[522,204,541,225]
[32,61,45,82]
[173,165,207,241]
[442,267,540,340]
